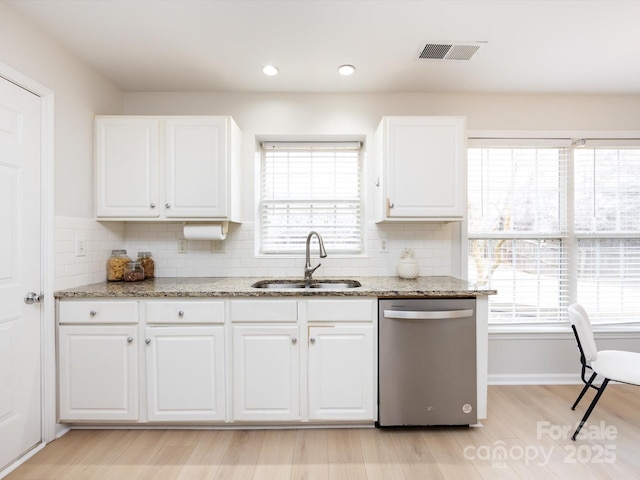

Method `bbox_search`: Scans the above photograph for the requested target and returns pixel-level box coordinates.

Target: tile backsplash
[55,216,125,290]
[55,217,457,288]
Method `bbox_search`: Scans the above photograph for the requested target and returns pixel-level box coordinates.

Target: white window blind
[467,146,569,323]
[260,142,362,254]
[574,148,640,323]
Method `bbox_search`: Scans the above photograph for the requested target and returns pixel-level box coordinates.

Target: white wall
[0,2,125,289]
[122,91,640,382]
[6,0,640,381]
[119,91,640,283]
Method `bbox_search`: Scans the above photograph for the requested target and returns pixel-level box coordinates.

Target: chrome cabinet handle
[89,310,97,317]
[291,337,298,345]
[145,338,151,345]
[165,203,171,209]
[150,203,156,208]
[127,337,134,343]
[310,337,316,344]
[178,310,184,317]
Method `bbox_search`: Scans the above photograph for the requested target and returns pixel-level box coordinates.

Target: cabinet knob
[291,337,298,345]
[310,337,316,344]
[150,203,156,209]
[89,310,97,317]
[145,338,151,345]
[178,310,184,317]
[127,337,134,343]
[389,202,395,209]
[165,203,171,209]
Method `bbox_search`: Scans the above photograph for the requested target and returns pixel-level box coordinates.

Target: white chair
[567,304,640,440]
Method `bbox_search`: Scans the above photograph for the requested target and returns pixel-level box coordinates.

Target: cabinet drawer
[146,300,225,324]
[306,298,375,322]
[230,299,298,322]
[59,301,138,324]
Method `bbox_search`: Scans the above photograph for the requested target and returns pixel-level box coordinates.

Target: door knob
[24,292,44,304]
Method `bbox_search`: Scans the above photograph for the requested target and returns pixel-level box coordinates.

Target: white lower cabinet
[231,325,300,421]
[307,325,374,421]
[58,299,226,424]
[58,325,139,422]
[145,326,225,421]
[58,296,377,425]
[229,297,376,423]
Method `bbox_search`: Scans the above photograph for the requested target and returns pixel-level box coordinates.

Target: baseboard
[488,373,582,385]
[0,443,46,480]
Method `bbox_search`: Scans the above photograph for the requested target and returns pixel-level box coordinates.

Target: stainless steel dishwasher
[377,298,477,427]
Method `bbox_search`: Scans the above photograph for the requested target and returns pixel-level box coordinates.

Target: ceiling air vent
[419,42,483,61]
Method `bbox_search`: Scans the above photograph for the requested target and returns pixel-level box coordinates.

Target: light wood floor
[6,385,640,480]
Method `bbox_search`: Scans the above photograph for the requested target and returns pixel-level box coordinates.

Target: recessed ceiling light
[262,65,279,76]
[338,64,356,76]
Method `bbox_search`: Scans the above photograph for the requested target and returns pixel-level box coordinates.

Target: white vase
[397,258,419,279]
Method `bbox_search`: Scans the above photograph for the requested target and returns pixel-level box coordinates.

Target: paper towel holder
[183,221,229,241]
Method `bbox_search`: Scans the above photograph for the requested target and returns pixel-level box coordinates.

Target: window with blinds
[468,140,640,325]
[574,147,640,323]
[467,144,569,323]
[260,142,362,254]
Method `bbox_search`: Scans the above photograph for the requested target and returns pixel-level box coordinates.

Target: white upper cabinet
[95,115,242,222]
[95,117,159,218]
[375,116,466,222]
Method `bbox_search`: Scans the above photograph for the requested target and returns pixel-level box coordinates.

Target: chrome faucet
[304,231,327,284]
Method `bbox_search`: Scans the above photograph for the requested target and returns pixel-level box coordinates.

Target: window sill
[489,322,640,337]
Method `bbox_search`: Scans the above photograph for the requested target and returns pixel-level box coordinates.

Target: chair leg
[571,371,597,410]
[572,378,610,441]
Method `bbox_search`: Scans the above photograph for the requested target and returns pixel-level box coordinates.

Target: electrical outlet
[177,239,188,254]
[379,239,390,253]
[75,238,87,257]
[211,240,225,253]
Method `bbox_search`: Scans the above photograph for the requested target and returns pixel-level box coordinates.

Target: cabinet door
[308,325,374,421]
[232,325,300,421]
[164,117,228,218]
[145,326,225,422]
[95,117,159,218]
[58,325,139,421]
[383,116,465,219]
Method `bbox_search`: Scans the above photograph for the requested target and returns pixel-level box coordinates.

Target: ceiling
[8,0,640,94]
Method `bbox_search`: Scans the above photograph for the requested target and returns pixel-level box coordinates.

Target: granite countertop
[54,276,496,299]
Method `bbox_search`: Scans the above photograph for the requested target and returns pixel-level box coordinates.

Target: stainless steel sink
[251,279,361,290]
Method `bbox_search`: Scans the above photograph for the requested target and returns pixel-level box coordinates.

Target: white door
[0,77,42,469]
[308,325,374,421]
[58,325,139,421]
[164,117,227,218]
[232,325,300,421]
[145,326,225,422]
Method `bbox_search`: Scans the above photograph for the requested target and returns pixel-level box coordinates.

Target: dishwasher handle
[383,309,474,320]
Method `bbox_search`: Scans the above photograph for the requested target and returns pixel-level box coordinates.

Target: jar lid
[111,249,127,255]
[138,251,152,257]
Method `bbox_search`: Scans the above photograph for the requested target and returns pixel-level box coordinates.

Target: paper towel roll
[183,222,228,240]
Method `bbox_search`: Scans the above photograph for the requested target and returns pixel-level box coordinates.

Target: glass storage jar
[107,250,130,281]
[123,259,145,282]
[137,251,155,278]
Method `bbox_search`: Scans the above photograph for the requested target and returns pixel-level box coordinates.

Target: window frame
[466,132,640,331]
[257,140,365,257]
